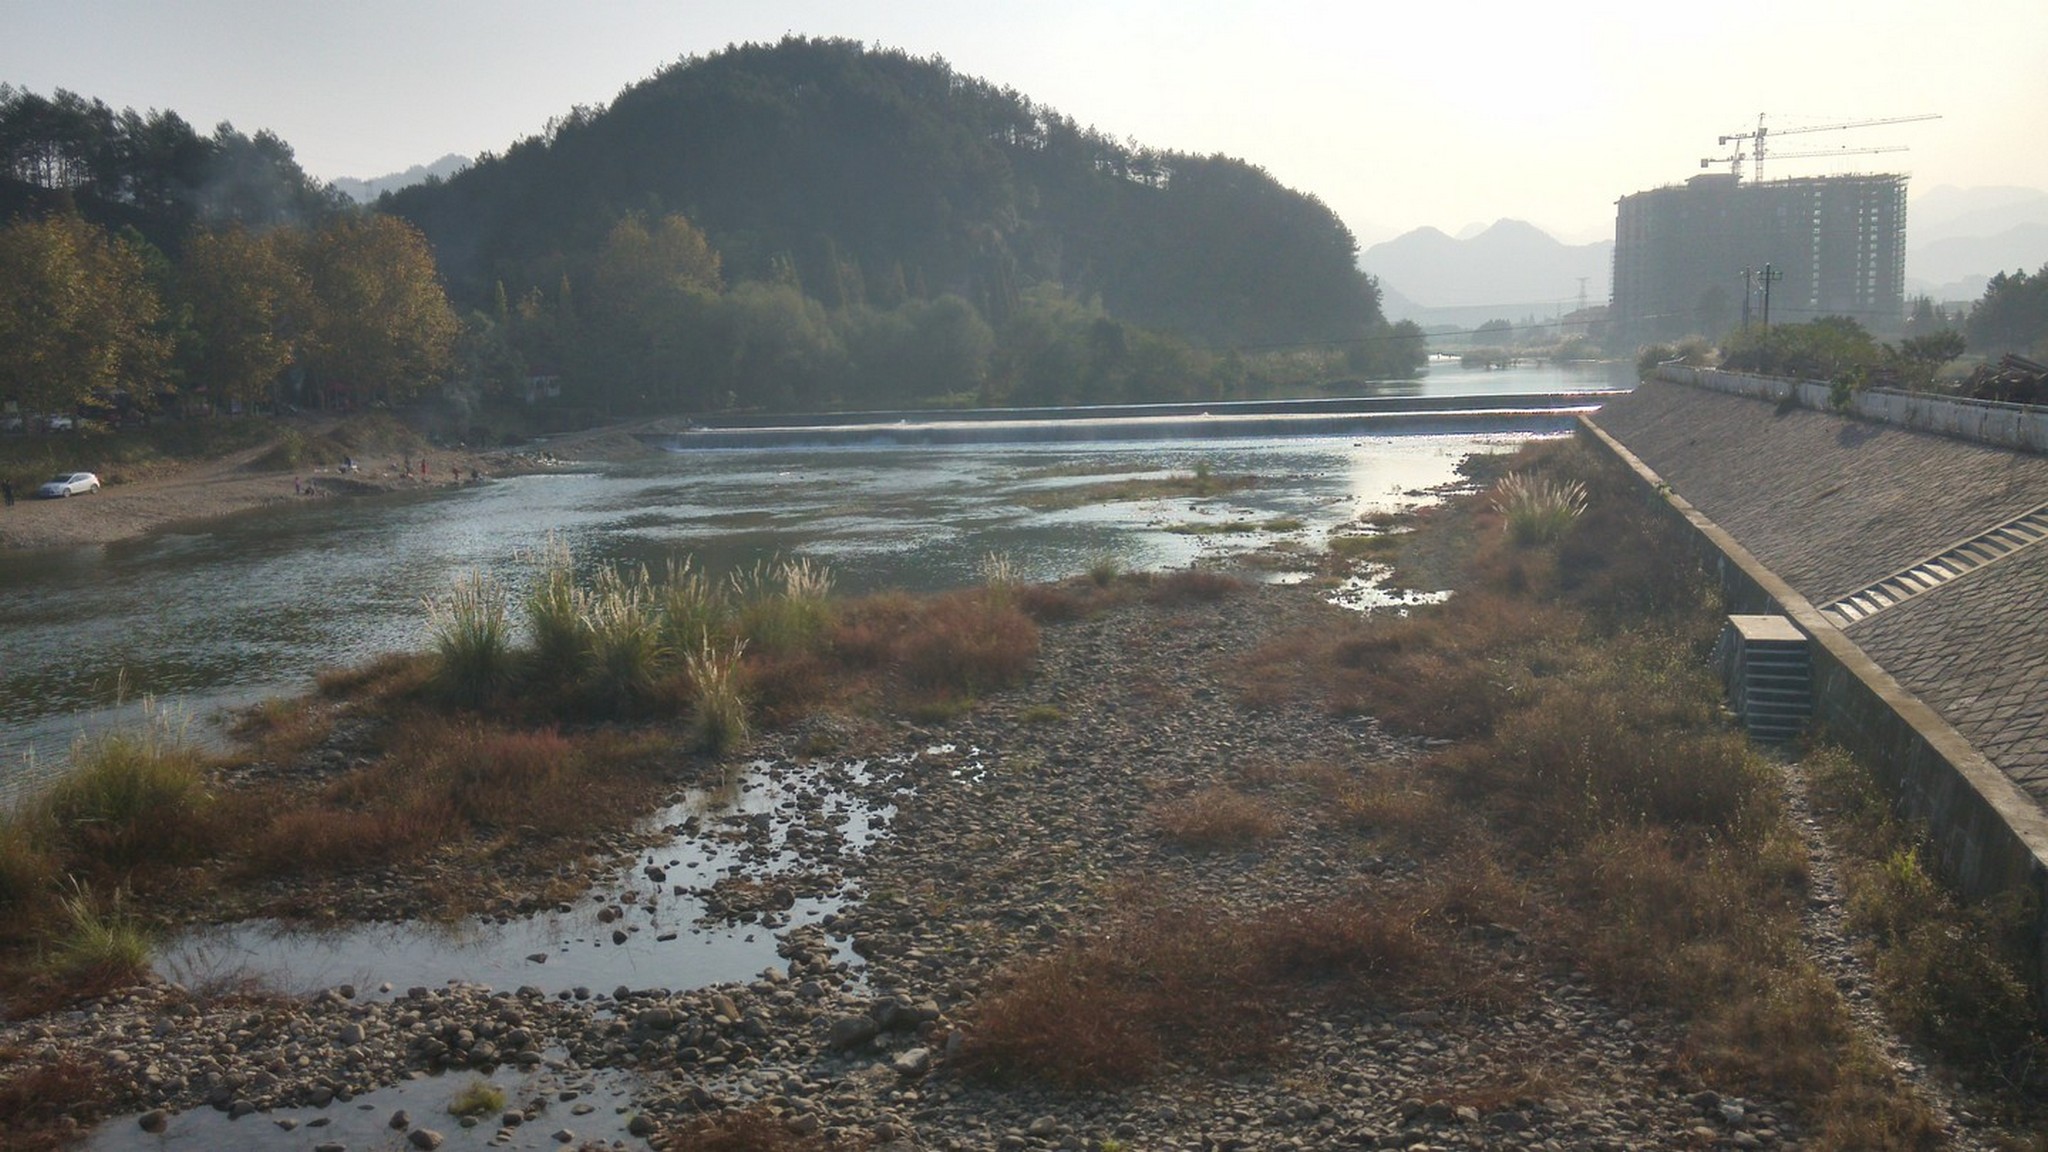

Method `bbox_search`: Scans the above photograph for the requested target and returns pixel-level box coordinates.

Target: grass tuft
[685,636,752,754]
[583,564,662,708]
[658,554,729,655]
[41,709,214,870]
[1491,471,1587,545]
[734,557,835,657]
[49,879,151,989]
[448,1077,506,1118]
[1151,786,1281,850]
[425,569,513,706]
[524,532,589,680]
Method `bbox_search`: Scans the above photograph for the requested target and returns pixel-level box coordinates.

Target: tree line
[1,43,1429,428]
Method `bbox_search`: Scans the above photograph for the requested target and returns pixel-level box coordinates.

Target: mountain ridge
[1362,219,1611,322]
[329,153,471,204]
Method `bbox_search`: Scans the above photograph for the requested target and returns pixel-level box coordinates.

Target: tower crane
[1708,112,1939,182]
[1700,142,1910,177]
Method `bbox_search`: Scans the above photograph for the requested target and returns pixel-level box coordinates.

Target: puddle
[1324,566,1452,614]
[158,757,906,1000]
[92,1057,643,1152]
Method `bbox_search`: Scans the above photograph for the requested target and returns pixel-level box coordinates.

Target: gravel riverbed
[4,582,1943,1150]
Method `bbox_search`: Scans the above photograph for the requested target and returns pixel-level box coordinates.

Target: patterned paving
[1590,381,2048,805]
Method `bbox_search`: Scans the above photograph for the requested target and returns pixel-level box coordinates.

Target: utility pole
[1740,267,1754,330]
[1759,263,1783,329]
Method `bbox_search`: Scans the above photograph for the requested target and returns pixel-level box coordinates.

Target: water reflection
[157,754,899,1000]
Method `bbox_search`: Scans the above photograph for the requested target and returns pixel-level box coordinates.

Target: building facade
[1612,172,1906,344]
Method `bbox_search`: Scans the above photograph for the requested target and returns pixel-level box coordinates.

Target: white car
[37,471,101,498]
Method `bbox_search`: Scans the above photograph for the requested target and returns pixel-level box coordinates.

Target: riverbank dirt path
[0,421,656,553]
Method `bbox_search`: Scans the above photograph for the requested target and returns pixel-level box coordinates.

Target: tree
[0,213,169,419]
[175,225,309,412]
[1721,316,1881,383]
[297,216,458,406]
[1885,330,1966,392]
[1965,265,2048,357]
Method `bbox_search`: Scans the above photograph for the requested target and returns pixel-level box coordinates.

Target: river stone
[828,1014,879,1049]
[390,1108,411,1129]
[892,1047,932,1077]
[409,1127,445,1149]
[138,1109,168,1133]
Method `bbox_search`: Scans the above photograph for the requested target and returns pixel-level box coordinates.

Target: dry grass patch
[1806,747,2047,1117]
[1142,568,1243,603]
[1151,786,1281,850]
[0,1049,111,1151]
[658,1105,852,1151]
[235,717,673,883]
[230,695,337,766]
[961,890,1440,1089]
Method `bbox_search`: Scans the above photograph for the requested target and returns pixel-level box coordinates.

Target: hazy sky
[5,0,2045,245]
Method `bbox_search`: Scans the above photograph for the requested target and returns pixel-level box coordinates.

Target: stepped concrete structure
[1584,372,2048,1012]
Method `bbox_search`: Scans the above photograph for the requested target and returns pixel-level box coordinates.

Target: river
[0,361,1626,798]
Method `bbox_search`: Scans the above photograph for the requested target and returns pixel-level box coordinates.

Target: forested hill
[387,37,1381,352]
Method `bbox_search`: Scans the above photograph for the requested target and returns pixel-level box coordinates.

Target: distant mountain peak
[1363,219,1611,316]
[330,153,471,203]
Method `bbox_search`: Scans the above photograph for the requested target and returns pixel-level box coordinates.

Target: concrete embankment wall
[1658,364,2048,455]
[1583,373,2048,1017]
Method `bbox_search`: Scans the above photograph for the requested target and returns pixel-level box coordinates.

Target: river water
[0,362,1625,799]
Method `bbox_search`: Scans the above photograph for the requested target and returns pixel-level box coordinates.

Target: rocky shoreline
[4,583,1889,1150]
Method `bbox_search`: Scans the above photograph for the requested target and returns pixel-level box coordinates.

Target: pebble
[2,585,1991,1152]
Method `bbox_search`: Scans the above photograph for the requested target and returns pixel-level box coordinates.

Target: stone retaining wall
[1578,414,2048,1019]
[1656,364,2048,455]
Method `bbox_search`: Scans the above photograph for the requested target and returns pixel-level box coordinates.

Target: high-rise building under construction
[1611,172,1906,343]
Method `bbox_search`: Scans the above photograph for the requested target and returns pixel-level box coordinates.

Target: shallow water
[157,753,910,1000]
[91,1058,644,1152]
[1,415,1567,795]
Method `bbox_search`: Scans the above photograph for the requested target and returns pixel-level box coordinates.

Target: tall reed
[684,635,751,753]
[980,550,1019,610]
[659,555,729,654]
[733,556,835,656]
[425,569,512,706]
[524,532,588,678]
[1491,471,1588,546]
[584,564,662,707]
